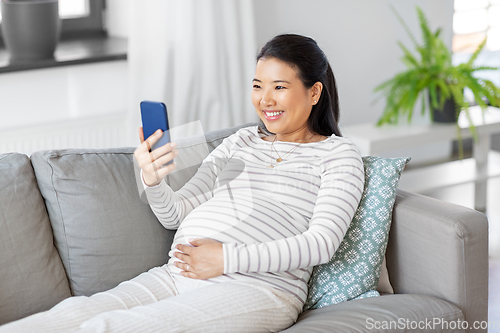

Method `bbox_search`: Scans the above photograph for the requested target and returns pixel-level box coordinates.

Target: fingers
[174,253,200,279]
[176,243,193,255]
[150,142,177,163]
[138,127,145,144]
[173,252,198,278]
[134,130,163,166]
[173,241,223,280]
[188,238,202,246]
[174,251,190,264]
[143,129,163,153]
[181,271,197,278]
[135,153,177,187]
[135,141,176,167]
[174,260,194,276]
[148,160,177,184]
[134,141,177,173]
[138,129,163,154]
[147,150,178,173]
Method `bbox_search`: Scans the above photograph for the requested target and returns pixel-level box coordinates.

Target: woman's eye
[275,86,285,90]
[253,84,261,89]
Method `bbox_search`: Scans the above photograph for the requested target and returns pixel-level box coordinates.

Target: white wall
[0,0,131,132]
[0,62,127,128]
[252,0,454,127]
[105,0,456,128]
[0,1,131,155]
[0,61,128,155]
[0,0,456,158]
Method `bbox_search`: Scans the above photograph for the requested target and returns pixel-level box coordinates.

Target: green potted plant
[374,5,500,158]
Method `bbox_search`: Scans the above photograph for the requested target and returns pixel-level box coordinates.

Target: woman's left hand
[174,239,224,279]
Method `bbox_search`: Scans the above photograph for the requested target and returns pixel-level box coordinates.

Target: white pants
[0,264,302,333]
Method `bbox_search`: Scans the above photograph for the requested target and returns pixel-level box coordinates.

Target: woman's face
[251,58,320,137]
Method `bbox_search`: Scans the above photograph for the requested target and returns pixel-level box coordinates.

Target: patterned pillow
[303,156,411,310]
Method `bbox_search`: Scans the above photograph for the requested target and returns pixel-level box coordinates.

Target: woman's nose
[260,91,274,106]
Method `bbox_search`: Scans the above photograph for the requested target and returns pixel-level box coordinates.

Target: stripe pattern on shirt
[144,126,364,303]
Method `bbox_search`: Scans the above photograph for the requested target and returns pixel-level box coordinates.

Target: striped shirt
[143,126,364,304]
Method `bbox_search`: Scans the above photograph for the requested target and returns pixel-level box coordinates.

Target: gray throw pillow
[0,153,71,325]
[31,148,175,296]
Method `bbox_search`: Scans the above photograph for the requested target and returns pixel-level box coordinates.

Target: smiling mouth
[263,110,284,117]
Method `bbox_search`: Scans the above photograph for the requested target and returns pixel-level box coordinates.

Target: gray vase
[1,0,61,62]
[428,88,459,123]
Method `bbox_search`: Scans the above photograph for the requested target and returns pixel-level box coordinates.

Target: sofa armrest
[385,189,488,331]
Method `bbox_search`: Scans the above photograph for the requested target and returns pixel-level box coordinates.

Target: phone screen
[140,101,171,151]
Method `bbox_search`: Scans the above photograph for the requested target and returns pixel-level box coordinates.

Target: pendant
[276,158,283,163]
[267,165,274,168]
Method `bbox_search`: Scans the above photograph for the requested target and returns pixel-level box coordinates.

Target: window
[452,0,500,107]
[59,0,90,19]
[0,0,89,20]
[453,0,500,52]
[0,0,105,41]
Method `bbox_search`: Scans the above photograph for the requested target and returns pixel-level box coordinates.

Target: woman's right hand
[134,127,178,187]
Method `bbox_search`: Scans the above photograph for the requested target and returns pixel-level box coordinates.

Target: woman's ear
[311,82,323,105]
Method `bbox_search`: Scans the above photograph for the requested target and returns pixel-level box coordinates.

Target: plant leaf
[467,38,487,66]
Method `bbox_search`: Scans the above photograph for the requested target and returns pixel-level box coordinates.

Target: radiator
[0,113,129,156]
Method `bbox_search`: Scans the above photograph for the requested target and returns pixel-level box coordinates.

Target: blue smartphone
[140,101,171,151]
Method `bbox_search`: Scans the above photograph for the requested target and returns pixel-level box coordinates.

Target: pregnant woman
[0,34,364,332]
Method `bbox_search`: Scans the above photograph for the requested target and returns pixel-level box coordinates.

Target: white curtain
[126,0,258,146]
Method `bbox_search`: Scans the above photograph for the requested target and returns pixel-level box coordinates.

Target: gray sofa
[0,124,489,332]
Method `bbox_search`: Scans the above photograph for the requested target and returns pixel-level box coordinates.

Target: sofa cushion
[31,148,176,296]
[0,153,71,325]
[304,156,410,310]
[282,294,465,333]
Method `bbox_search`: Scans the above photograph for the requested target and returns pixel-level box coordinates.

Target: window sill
[0,35,127,74]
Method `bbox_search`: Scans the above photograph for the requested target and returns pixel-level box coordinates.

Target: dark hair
[257,34,342,137]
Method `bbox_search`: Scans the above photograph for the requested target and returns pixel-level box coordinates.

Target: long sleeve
[143,137,232,230]
[222,141,364,274]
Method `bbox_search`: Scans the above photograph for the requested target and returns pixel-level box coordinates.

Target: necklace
[267,133,315,168]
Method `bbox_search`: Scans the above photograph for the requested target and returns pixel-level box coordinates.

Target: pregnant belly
[167,195,308,266]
